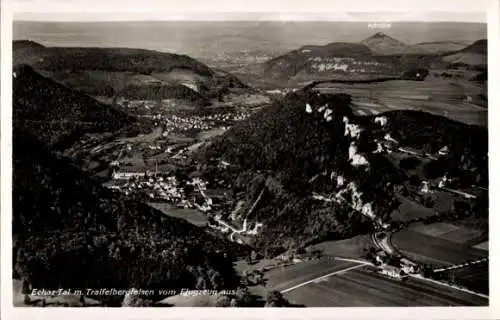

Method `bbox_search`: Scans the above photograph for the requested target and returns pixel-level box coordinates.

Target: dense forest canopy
[13,127,247,305]
[13,65,137,149]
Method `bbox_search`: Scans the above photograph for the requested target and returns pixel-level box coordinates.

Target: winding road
[208,187,266,242]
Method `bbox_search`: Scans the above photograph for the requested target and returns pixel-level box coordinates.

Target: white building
[438,175,449,188]
[336,175,345,187]
[112,172,146,180]
[305,103,313,113]
[324,109,333,119]
[379,265,404,279]
[344,118,363,140]
[361,202,375,219]
[384,133,398,144]
[349,142,369,167]
[374,116,388,127]
[420,181,430,193]
[373,142,384,154]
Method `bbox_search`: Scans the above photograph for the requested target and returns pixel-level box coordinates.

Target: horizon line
[14,20,487,23]
[13,11,487,23]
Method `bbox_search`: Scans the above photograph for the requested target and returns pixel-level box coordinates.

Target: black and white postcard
[1,0,498,319]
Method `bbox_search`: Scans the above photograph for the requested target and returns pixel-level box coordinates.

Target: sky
[9,0,490,22]
[13,12,487,22]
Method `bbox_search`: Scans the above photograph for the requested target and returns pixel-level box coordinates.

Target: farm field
[118,152,147,167]
[234,257,287,275]
[117,126,164,144]
[426,190,462,213]
[411,222,483,245]
[197,127,227,141]
[315,78,487,126]
[411,222,461,237]
[237,257,363,300]
[220,92,271,107]
[316,77,483,98]
[306,235,372,258]
[282,267,488,307]
[474,241,489,251]
[350,97,486,126]
[263,258,361,293]
[377,98,486,126]
[147,202,209,226]
[391,197,436,222]
[391,189,475,223]
[392,228,487,266]
[441,262,489,295]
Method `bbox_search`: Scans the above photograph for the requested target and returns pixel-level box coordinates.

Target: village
[130,107,250,135]
[105,164,271,246]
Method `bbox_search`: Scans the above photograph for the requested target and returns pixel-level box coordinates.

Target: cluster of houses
[117,99,158,110]
[116,97,251,134]
[108,174,185,202]
[307,56,389,74]
[266,88,298,96]
[241,269,265,286]
[145,112,250,136]
[107,173,213,208]
[374,251,419,280]
[308,57,357,63]
[117,98,195,111]
[312,63,350,72]
[107,153,268,243]
[419,174,453,194]
[420,173,476,199]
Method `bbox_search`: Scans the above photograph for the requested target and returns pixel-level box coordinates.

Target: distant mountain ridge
[405,40,471,55]
[13,39,45,50]
[455,39,487,54]
[13,41,213,75]
[260,39,398,82]
[441,39,487,69]
[13,40,248,103]
[360,33,473,55]
[255,33,486,82]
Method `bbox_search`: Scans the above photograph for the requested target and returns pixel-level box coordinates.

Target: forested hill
[13,64,136,149]
[13,127,247,306]
[13,40,249,103]
[441,39,487,70]
[197,89,487,252]
[13,64,130,124]
[198,91,401,251]
[13,42,214,75]
[202,90,487,190]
